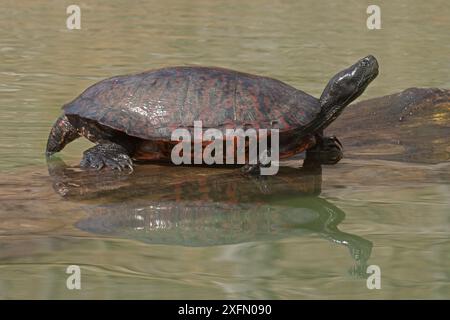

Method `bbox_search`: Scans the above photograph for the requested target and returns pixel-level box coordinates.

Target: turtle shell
[63,66,320,140]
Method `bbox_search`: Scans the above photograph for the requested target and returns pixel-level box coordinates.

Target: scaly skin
[80,143,133,171]
[305,134,343,165]
[46,115,80,155]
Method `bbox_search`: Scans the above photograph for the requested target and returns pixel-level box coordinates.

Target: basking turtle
[46,56,378,172]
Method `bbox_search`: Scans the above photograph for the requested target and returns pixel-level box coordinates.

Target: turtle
[46,55,378,173]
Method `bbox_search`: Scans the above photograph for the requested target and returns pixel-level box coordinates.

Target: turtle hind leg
[305,134,343,165]
[46,114,80,156]
[80,143,133,171]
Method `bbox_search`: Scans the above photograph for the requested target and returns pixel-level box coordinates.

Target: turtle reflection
[47,156,323,200]
[48,158,372,276]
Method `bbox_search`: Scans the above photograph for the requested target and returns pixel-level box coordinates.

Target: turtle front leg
[80,143,133,171]
[305,133,343,165]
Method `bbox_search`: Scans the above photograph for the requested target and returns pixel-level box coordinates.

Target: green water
[0,0,449,299]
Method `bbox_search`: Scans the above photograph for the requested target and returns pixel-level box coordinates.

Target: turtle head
[319,55,379,116]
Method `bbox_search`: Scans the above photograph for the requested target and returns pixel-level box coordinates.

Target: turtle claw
[329,136,343,149]
[125,163,134,173]
[306,136,343,165]
[94,162,105,171]
[80,143,134,172]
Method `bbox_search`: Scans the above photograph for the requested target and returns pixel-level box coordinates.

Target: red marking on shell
[63,66,322,158]
[63,66,320,138]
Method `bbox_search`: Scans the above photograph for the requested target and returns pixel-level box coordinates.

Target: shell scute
[63,67,321,140]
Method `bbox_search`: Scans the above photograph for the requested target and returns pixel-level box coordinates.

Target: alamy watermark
[366,265,381,289]
[66,5,380,31]
[367,5,381,30]
[66,265,81,290]
[171,121,279,175]
[66,5,81,30]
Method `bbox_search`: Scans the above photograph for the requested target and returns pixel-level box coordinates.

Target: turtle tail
[46,114,80,157]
